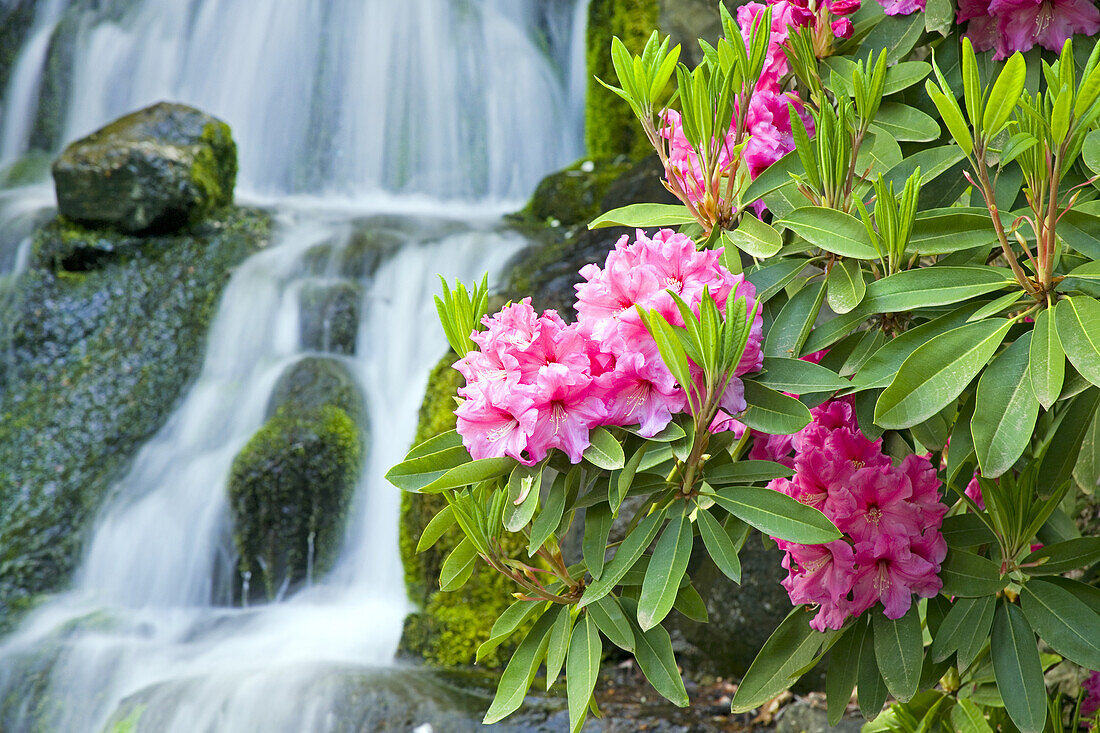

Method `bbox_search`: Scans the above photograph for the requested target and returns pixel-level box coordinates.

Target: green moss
[585,0,660,158]
[397,354,529,668]
[513,156,633,229]
[190,121,238,220]
[228,404,362,602]
[105,704,145,733]
[0,207,270,630]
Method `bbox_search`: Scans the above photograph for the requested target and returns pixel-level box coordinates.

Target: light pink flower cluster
[454,229,763,466]
[958,0,1100,59]
[767,398,948,631]
[877,0,926,16]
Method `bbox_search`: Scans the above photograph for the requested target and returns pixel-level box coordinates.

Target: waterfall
[0,0,590,729]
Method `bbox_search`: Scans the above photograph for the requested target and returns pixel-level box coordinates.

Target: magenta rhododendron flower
[1082,670,1100,719]
[768,398,947,631]
[876,0,926,15]
[455,230,762,463]
[959,0,1100,58]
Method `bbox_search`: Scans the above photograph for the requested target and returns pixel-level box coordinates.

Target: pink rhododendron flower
[876,0,925,15]
[1082,670,1100,719]
[831,17,854,37]
[959,0,1100,59]
[768,402,947,631]
[965,474,985,509]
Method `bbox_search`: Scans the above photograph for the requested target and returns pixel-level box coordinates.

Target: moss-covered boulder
[585,0,660,158]
[52,102,237,234]
[227,402,363,604]
[265,355,363,425]
[0,206,270,631]
[514,156,633,229]
[299,280,360,355]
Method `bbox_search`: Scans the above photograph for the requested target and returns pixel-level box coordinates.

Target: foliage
[391,4,1100,732]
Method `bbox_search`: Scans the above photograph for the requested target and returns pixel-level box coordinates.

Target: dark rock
[227,404,362,604]
[52,102,237,234]
[774,700,863,733]
[265,355,364,426]
[0,1,36,110]
[299,280,360,355]
[0,207,270,631]
[338,226,403,279]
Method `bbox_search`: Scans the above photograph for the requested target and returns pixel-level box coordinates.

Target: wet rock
[266,355,364,426]
[299,280,360,355]
[338,226,403,279]
[52,102,237,234]
[227,404,362,604]
[774,699,863,733]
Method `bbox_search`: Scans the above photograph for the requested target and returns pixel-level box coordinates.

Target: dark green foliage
[227,403,362,602]
[0,207,270,630]
[585,0,660,157]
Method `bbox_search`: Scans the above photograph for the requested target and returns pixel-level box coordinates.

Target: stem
[974,158,1039,298]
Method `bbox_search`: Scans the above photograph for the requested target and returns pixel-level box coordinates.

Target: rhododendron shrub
[391,5,1100,733]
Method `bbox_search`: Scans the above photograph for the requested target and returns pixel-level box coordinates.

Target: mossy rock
[585,0,660,158]
[52,102,238,234]
[265,355,364,427]
[299,280,361,355]
[397,354,528,668]
[0,207,270,631]
[337,226,404,279]
[227,404,363,603]
[514,156,633,229]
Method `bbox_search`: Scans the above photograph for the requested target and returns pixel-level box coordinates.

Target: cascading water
[0,0,588,729]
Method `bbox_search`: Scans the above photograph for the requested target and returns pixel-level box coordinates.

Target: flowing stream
[0,0,587,729]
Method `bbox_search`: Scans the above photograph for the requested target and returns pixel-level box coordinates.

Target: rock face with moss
[585,0,660,158]
[52,102,237,234]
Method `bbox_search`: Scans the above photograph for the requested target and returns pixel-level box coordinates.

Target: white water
[0,0,588,729]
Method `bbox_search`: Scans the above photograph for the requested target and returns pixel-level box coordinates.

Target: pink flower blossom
[1082,670,1100,719]
[960,0,1100,59]
[831,17,854,37]
[876,0,926,15]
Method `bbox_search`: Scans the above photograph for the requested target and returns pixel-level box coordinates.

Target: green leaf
[873,604,924,702]
[416,505,456,553]
[940,513,996,548]
[1023,537,1100,574]
[1020,579,1100,669]
[1029,308,1064,410]
[589,203,695,229]
[777,207,879,259]
[871,102,940,142]
[578,510,665,608]
[420,456,514,493]
[483,609,557,724]
[827,259,867,315]
[386,441,471,491]
[582,503,613,581]
[566,613,601,732]
[972,333,1039,477]
[939,549,1008,597]
[757,357,849,394]
[859,10,924,64]
[743,149,801,205]
[713,486,841,544]
[931,595,996,671]
[951,699,994,733]
[1056,297,1100,387]
[1082,129,1100,176]
[982,53,1026,136]
[696,507,742,583]
[439,537,478,591]
[477,599,546,663]
[862,266,1014,314]
[858,619,890,720]
[764,279,825,359]
[826,623,864,726]
[991,601,1046,733]
[740,380,814,435]
[545,605,573,689]
[746,258,808,303]
[1039,388,1100,489]
[875,319,1011,429]
[504,464,542,532]
[590,596,635,652]
[1057,209,1100,261]
[732,607,833,712]
[704,459,794,485]
[637,510,693,630]
[583,426,626,471]
[723,216,782,258]
[908,208,997,255]
[624,598,689,707]
[885,61,933,94]
[883,146,966,193]
[673,583,709,622]
[529,472,568,555]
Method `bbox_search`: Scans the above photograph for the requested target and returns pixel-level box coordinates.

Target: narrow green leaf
[972,333,1039,477]
[931,595,996,671]
[862,266,1014,314]
[951,699,994,733]
[477,599,546,663]
[713,486,841,544]
[386,444,471,491]
[583,426,626,471]
[1029,308,1064,410]
[874,604,923,702]
[545,605,573,689]
[1022,537,1100,575]
[777,207,879,259]
[756,356,850,395]
[566,613,601,732]
[625,598,690,707]
[1020,579,1100,669]
[420,456,514,493]
[673,583,709,622]
[638,510,693,630]
[732,607,834,712]
[858,618,889,720]
[590,596,635,652]
[925,82,973,155]
[529,472,567,555]
[504,464,542,532]
[875,319,1011,429]
[578,510,664,608]
[439,537,478,591]
[826,623,863,726]
[983,53,1026,136]
[1056,297,1100,388]
[827,259,867,315]
[939,549,1008,597]
[583,503,613,581]
[908,208,997,255]
[991,601,1046,733]
[740,380,814,435]
[703,459,794,485]
[696,507,742,582]
[1040,388,1100,488]
[483,609,556,724]
[416,505,456,553]
[746,258,808,303]
[871,102,941,142]
[589,203,695,229]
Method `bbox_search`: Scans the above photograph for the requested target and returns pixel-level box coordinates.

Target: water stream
[0,0,587,729]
